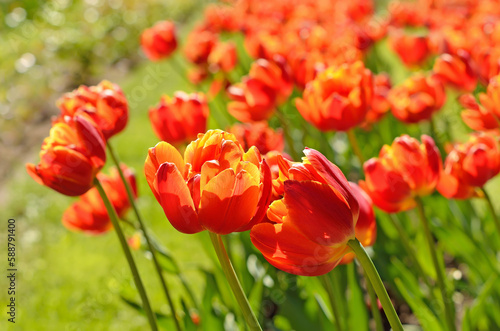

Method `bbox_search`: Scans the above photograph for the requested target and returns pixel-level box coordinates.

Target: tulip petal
[422,134,442,191]
[250,222,347,276]
[199,168,260,234]
[362,159,416,212]
[145,141,185,202]
[73,112,106,169]
[303,148,360,220]
[267,199,287,224]
[437,172,476,199]
[283,180,355,246]
[156,162,202,234]
[236,159,273,232]
[350,182,376,247]
[36,147,95,196]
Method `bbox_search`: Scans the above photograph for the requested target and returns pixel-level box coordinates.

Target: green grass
[1,56,212,331]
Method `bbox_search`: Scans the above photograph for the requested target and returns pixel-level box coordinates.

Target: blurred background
[1,1,214,330]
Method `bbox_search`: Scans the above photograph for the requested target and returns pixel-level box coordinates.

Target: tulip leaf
[463,274,500,331]
[394,279,443,331]
[154,248,181,274]
[200,270,226,331]
[180,299,198,331]
[120,295,176,330]
[347,263,369,331]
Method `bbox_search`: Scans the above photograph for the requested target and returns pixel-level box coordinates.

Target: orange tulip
[433,51,478,92]
[62,166,137,234]
[248,56,293,104]
[340,182,376,265]
[360,135,442,213]
[250,148,359,276]
[388,1,426,27]
[227,56,292,122]
[362,73,392,129]
[287,51,326,90]
[27,111,106,196]
[389,30,430,67]
[460,74,500,131]
[187,67,209,85]
[244,30,284,61]
[295,61,374,132]
[388,73,446,123]
[184,26,218,65]
[149,92,209,145]
[202,4,239,33]
[140,20,178,61]
[438,133,500,199]
[144,130,272,234]
[57,80,129,140]
[227,78,277,122]
[208,41,238,73]
[473,46,500,84]
[229,122,284,154]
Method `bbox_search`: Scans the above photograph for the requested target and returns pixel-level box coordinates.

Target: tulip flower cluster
[25,0,500,330]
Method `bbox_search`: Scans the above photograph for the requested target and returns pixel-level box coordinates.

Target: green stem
[347,238,403,331]
[346,129,365,165]
[415,197,456,331]
[480,187,500,236]
[387,213,433,290]
[94,178,158,331]
[364,270,384,331]
[208,232,262,331]
[319,274,344,331]
[275,107,300,161]
[107,143,182,331]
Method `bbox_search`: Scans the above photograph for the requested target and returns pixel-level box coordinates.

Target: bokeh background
[1,1,213,330]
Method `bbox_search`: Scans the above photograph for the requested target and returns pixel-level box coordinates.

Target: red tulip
[149,92,209,145]
[438,133,500,199]
[287,51,326,90]
[62,166,137,234]
[244,30,283,61]
[208,42,238,73]
[362,73,392,129]
[460,74,500,131]
[433,51,478,92]
[229,122,284,155]
[388,73,446,123]
[389,30,430,67]
[295,61,374,132]
[227,56,292,122]
[203,4,239,33]
[184,26,218,65]
[340,182,376,264]
[360,135,442,213]
[57,80,129,140]
[248,56,293,104]
[187,67,209,85]
[473,46,500,84]
[250,148,359,276]
[27,111,106,196]
[227,78,277,122]
[141,21,178,61]
[144,130,272,234]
